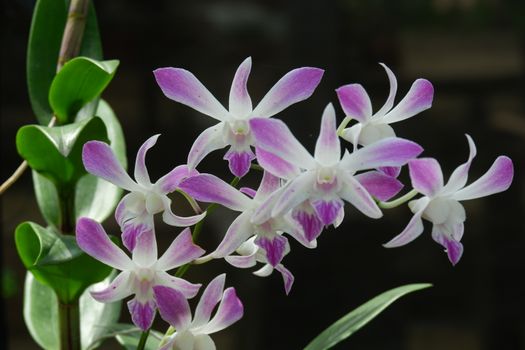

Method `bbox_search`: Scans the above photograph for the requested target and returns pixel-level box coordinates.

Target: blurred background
[2,0,524,349]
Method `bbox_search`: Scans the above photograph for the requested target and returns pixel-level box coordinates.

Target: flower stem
[336,116,352,136]
[58,299,81,350]
[378,189,419,209]
[136,329,150,350]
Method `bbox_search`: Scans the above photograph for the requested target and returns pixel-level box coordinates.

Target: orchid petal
[354,123,396,146]
[442,135,476,194]
[292,204,324,242]
[224,150,255,178]
[453,156,513,201]
[272,171,316,217]
[179,174,252,211]
[90,271,133,303]
[251,67,324,118]
[162,201,206,227]
[194,334,216,350]
[253,264,273,277]
[153,285,191,330]
[225,253,257,268]
[341,137,423,172]
[193,274,226,327]
[432,223,464,265]
[408,158,444,197]
[340,123,362,147]
[383,197,430,247]
[275,264,294,295]
[134,135,159,187]
[200,288,243,334]
[314,103,341,166]
[255,147,300,180]
[156,271,201,298]
[254,171,281,202]
[154,68,230,121]
[311,198,344,226]
[255,235,288,267]
[82,141,139,191]
[374,63,398,118]
[381,79,434,124]
[239,187,257,198]
[339,173,382,219]
[378,166,401,178]
[229,57,253,117]
[250,118,315,168]
[335,84,372,123]
[127,298,156,331]
[132,229,158,268]
[157,165,199,194]
[188,123,228,170]
[212,212,253,258]
[121,219,151,252]
[76,218,132,270]
[156,228,205,271]
[355,171,403,201]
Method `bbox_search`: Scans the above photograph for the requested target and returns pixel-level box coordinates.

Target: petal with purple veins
[156,228,205,271]
[335,84,372,123]
[355,171,403,201]
[127,298,156,331]
[292,203,324,242]
[275,264,294,295]
[255,235,288,267]
[431,224,464,265]
[224,149,255,178]
[153,285,191,330]
[311,197,344,226]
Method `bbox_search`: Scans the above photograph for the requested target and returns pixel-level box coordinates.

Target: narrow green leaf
[49,57,119,124]
[304,283,432,350]
[27,0,103,124]
[23,272,122,350]
[15,222,112,303]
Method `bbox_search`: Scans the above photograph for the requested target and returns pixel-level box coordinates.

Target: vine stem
[377,189,419,209]
[58,300,81,350]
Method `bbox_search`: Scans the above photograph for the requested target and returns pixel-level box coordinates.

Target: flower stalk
[58,299,81,350]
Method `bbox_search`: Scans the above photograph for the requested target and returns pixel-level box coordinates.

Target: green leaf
[23,272,122,350]
[27,0,103,125]
[49,57,119,124]
[304,283,432,350]
[116,330,162,350]
[17,116,108,186]
[15,222,112,303]
[33,171,61,228]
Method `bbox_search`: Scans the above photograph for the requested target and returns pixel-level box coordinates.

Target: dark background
[2,0,524,349]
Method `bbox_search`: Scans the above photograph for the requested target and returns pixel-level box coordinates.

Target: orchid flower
[179,171,315,270]
[82,135,205,251]
[226,236,295,295]
[384,135,514,265]
[336,63,434,148]
[154,57,324,177]
[249,103,421,236]
[154,274,243,350]
[76,218,205,330]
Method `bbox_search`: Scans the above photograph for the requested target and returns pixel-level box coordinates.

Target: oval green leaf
[304,283,432,350]
[49,57,119,124]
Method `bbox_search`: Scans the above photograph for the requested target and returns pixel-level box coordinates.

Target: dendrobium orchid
[249,103,422,237]
[336,63,434,147]
[179,171,315,271]
[154,57,324,177]
[153,274,243,350]
[384,135,514,265]
[76,218,205,330]
[82,135,205,251]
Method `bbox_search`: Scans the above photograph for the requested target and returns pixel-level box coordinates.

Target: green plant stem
[136,329,150,350]
[58,186,76,234]
[377,189,419,209]
[336,116,352,136]
[58,299,80,350]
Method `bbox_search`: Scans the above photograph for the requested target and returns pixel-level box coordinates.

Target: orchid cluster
[76,58,513,349]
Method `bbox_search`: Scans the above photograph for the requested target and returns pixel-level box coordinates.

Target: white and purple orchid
[154,274,243,350]
[76,218,205,330]
[82,135,205,251]
[249,103,422,239]
[336,63,434,147]
[384,135,514,265]
[154,57,324,177]
[179,171,315,271]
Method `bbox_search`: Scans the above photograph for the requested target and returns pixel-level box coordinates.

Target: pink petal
[90,271,133,303]
[251,67,324,118]
[275,264,294,295]
[132,229,158,267]
[239,187,257,198]
[162,203,206,227]
[153,286,191,330]
[134,135,159,187]
[179,174,252,211]
[155,271,202,298]
[82,141,138,191]
[355,171,403,201]
[156,228,205,271]
[255,147,300,180]
[250,118,315,168]
[453,156,513,201]
[229,57,253,117]
[311,198,344,226]
[254,171,281,202]
[335,84,372,123]
[127,298,156,331]
[292,204,324,242]
[381,79,434,124]
[154,68,230,121]
[212,212,254,258]
[76,218,132,270]
[224,149,255,178]
[378,166,401,178]
[374,63,398,118]
[339,173,382,219]
[341,137,423,172]
[383,199,429,247]
[187,123,228,170]
[272,171,316,217]
[201,287,244,334]
[225,254,257,268]
[431,223,464,265]
[408,158,444,197]
[254,235,288,267]
[442,134,476,194]
[157,165,199,194]
[193,274,226,327]
[314,103,341,166]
